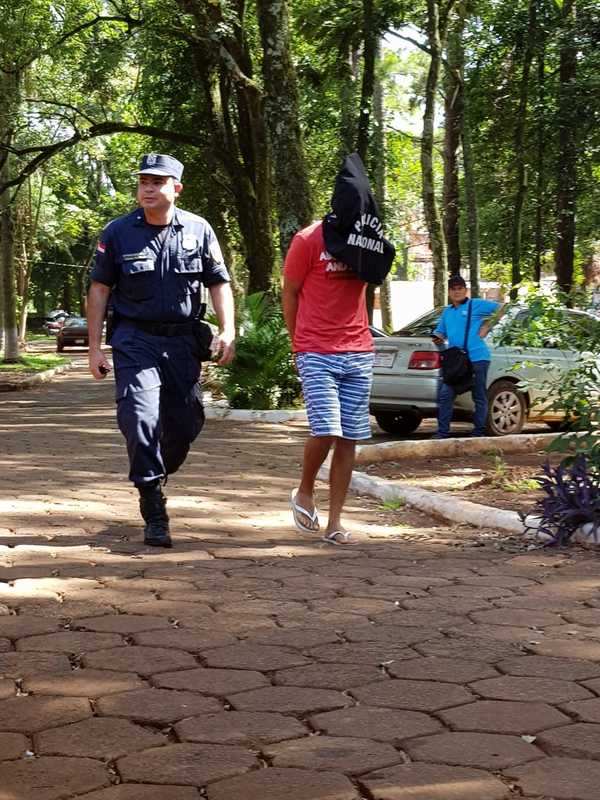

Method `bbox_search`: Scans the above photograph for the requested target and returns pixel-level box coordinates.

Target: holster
[193,321,214,362]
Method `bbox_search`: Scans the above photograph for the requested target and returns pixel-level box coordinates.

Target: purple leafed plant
[521,456,600,546]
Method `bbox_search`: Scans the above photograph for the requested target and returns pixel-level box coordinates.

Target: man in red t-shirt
[282,220,374,545]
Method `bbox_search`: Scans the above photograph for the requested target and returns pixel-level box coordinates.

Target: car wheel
[486,380,525,436]
[375,411,422,435]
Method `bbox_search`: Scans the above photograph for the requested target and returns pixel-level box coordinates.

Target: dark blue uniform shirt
[91,207,230,323]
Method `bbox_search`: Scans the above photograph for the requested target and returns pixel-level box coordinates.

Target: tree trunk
[0,69,19,362]
[372,42,393,331]
[554,0,577,293]
[16,175,43,343]
[510,0,536,298]
[0,187,19,361]
[339,50,360,157]
[462,78,480,298]
[533,41,546,284]
[442,13,465,278]
[397,239,409,281]
[421,0,447,306]
[234,84,274,293]
[17,239,30,343]
[181,0,276,294]
[355,0,377,165]
[256,0,313,256]
[219,84,274,294]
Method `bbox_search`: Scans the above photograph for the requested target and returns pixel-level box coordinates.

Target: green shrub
[497,284,600,473]
[218,292,302,410]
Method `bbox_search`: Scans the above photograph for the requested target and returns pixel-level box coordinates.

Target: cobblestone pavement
[1,359,600,799]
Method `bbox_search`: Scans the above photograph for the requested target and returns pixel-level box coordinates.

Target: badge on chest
[182,234,198,251]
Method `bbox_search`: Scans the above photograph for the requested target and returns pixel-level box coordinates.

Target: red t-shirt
[283,221,373,354]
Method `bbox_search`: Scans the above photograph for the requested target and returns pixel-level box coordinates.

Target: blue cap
[135,153,184,181]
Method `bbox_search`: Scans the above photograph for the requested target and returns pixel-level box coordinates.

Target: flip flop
[322,530,354,545]
[290,488,319,534]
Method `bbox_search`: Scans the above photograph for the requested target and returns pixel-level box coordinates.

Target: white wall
[373,281,434,330]
[373,280,504,331]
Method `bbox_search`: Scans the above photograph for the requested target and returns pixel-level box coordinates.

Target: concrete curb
[0,360,74,392]
[317,460,528,535]
[355,431,560,465]
[204,405,307,423]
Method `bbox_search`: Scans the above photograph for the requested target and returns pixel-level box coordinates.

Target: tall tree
[554,0,577,292]
[421,0,453,306]
[172,0,276,292]
[256,0,313,256]
[533,26,546,284]
[461,59,480,297]
[373,41,393,331]
[356,0,378,164]
[0,69,21,361]
[510,0,537,296]
[442,7,466,277]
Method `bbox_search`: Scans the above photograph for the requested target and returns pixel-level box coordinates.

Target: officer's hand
[89,349,111,380]
[212,332,236,366]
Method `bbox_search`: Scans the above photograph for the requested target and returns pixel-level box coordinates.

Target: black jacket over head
[322,153,395,286]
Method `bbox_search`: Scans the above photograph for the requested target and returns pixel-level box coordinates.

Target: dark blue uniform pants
[111,324,204,486]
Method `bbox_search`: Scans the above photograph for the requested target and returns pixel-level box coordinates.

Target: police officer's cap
[135,153,184,181]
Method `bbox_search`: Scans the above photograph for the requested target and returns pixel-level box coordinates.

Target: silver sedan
[369,306,598,436]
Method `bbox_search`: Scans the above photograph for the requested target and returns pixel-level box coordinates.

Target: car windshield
[393,308,444,337]
[64,317,86,327]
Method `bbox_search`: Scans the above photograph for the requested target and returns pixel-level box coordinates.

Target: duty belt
[123,318,197,337]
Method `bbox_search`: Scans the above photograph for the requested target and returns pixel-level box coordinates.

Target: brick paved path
[1,359,600,799]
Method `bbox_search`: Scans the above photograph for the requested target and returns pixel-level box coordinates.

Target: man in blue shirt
[432,275,504,438]
[87,153,235,548]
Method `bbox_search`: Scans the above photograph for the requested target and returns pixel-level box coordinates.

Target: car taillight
[408,350,441,370]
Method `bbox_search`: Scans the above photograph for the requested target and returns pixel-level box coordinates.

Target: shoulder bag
[439,300,473,394]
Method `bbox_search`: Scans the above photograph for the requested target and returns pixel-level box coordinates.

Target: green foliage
[381,498,406,510]
[218,293,302,410]
[3,0,600,324]
[496,284,600,471]
[463,0,600,280]
[0,354,67,372]
[495,283,597,349]
[488,453,539,492]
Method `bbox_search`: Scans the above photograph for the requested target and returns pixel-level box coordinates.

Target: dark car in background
[56,316,89,352]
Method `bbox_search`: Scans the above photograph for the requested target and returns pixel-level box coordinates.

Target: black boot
[138,481,172,548]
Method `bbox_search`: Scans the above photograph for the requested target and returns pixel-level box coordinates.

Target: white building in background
[372,280,505,331]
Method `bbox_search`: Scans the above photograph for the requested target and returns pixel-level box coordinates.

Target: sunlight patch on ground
[0,498,121,515]
[383,474,484,491]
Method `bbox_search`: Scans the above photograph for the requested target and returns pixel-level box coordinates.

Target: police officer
[87,153,235,548]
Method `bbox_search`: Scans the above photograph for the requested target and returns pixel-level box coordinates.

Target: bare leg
[294,435,334,530]
[326,437,356,534]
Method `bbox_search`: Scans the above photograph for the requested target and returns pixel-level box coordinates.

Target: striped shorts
[296,351,374,440]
